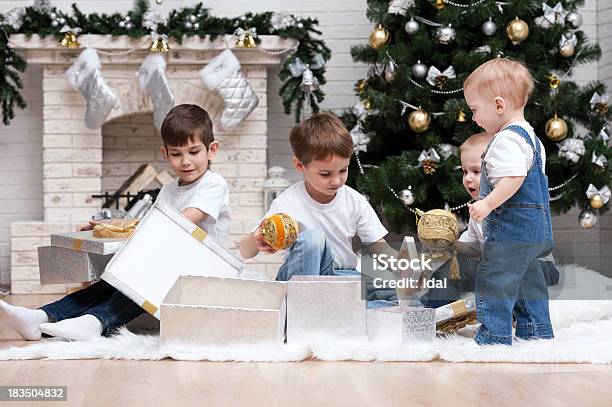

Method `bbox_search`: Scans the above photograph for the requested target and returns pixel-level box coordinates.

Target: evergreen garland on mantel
[0,1,331,125]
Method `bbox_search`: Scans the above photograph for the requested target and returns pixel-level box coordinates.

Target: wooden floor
[1,295,612,407]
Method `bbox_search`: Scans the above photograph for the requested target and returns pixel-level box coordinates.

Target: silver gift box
[367,306,437,343]
[50,230,127,255]
[37,231,127,284]
[160,275,287,347]
[287,275,367,344]
[37,246,113,284]
[435,295,476,328]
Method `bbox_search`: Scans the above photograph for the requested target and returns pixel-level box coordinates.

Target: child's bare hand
[254,228,277,254]
[468,200,493,223]
[77,220,99,232]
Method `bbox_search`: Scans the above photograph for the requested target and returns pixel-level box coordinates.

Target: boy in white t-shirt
[239,113,395,303]
[420,133,558,308]
[0,104,231,341]
[464,58,554,345]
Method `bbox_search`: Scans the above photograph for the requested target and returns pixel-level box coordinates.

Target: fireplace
[9,34,288,293]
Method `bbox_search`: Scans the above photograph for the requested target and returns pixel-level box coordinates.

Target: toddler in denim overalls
[463,58,554,345]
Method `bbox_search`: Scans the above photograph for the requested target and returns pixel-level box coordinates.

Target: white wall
[0,0,610,285]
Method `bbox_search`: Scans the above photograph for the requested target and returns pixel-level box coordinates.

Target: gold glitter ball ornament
[260,213,299,251]
[545,113,568,141]
[506,17,529,45]
[369,24,390,49]
[408,108,431,133]
[417,209,460,279]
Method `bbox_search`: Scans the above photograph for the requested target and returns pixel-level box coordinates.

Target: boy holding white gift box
[0,104,231,341]
[239,112,402,305]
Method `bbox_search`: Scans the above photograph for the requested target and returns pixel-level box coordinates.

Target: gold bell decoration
[434,0,446,10]
[356,80,366,94]
[369,24,390,50]
[408,107,431,133]
[548,74,560,89]
[235,27,258,48]
[545,113,568,141]
[260,213,300,251]
[60,26,81,48]
[506,17,529,45]
[149,33,170,53]
[417,209,460,279]
[456,109,467,122]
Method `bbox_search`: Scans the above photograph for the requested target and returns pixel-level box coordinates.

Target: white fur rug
[1,265,612,363]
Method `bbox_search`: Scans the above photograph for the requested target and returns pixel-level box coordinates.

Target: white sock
[40,314,103,341]
[0,300,49,340]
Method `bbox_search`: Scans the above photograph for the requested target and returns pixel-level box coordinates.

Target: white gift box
[102,199,243,318]
[287,275,367,343]
[160,275,287,347]
[38,231,127,284]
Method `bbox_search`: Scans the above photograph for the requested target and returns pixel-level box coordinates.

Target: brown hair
[160,104,214,149]
[289,112,353,164]
[463,58,534,109]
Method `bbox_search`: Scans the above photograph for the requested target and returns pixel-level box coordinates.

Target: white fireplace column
[9,35,291,294]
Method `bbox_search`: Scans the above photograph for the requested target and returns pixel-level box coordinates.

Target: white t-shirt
[259,181,388,270]
[157,170,231,245]
[485,121,546,186]
[458,218,484,252]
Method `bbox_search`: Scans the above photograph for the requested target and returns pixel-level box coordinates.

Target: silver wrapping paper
[435,295,476,324]
[50,231,126,255]
[38,246,113,284]
[402,307,436,342]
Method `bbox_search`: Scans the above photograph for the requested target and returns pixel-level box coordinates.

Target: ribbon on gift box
[93,219,140,238]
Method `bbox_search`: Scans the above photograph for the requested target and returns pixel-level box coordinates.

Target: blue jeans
[276,229,397,308]
[475,240,554,345]
[40,280,144,336]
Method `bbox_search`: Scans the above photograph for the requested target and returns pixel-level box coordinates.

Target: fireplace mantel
[9,34,298,65]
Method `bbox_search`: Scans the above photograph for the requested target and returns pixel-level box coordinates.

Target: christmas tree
[346,0,611,233]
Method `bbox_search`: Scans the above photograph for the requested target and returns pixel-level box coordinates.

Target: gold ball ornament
[545,114,568,141]
[560,43,575,58]
[408,108,431,133]
[506,17,529,45]
[260,213,300,251]
[590,195,605,209]
[369,24,390,49]
[417,209,460,279]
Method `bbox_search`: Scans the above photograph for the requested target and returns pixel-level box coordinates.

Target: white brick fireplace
[9,34,287,293]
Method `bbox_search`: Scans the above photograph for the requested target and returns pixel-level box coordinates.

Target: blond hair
[460,132,491,156]
[289,112,353,164]
[463,58,534,109]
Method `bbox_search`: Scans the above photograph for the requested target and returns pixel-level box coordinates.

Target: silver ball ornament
[50,12,57,20]
[184,21,193,29]
[436,25,456,44]
[297,22,304,29]
[482,18,497,36]
[412,60,428,80]
[119,21,125,28]
[579,209,598,229]
[126,22,133,30]
[404,18,420,35]
[399,188,415,206]
[155,0,163,4]
[193,22,200,30]
[565,11,582,29]
[189,15,197,23]
[58,17,66,24]
[125,16,131,22]
[51,20,58,27]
